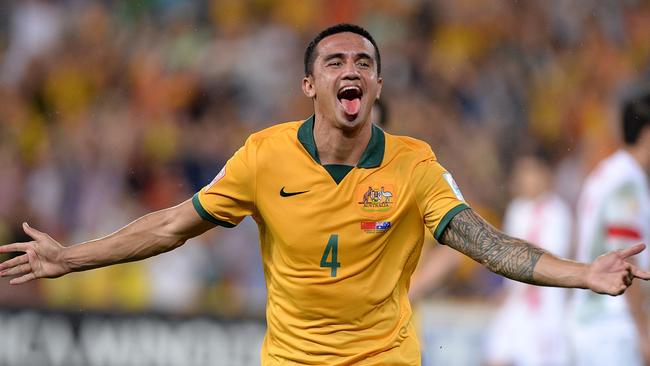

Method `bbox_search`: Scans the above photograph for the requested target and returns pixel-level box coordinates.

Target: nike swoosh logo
[280,187,309,197]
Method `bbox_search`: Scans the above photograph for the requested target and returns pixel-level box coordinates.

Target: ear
[375,77,383,100]
[302,75,316,98]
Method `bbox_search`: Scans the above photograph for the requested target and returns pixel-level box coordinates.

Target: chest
[253,158,422,273]
[256,160,410,228]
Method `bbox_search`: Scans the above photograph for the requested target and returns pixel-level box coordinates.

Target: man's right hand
[0,223,70,285]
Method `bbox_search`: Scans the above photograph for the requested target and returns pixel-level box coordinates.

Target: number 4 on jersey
[320,234,341,277]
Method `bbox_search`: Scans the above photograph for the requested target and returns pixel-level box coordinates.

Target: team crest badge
[356,184,396,213]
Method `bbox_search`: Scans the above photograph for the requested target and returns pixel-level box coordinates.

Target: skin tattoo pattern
[441,209,547,284]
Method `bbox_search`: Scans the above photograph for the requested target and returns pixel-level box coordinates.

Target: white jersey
[485,193,573,366]
[570,149,650,366]
[572,150,650,324]
[500,194,573,316]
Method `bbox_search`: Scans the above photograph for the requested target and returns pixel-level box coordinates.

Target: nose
[341,61,360,80]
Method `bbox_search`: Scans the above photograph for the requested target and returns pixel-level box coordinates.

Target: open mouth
[337,86,363,119]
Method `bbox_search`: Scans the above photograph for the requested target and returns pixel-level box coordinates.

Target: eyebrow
[322,52,374,63]
[322,53,344,62]
[356,52,373,61]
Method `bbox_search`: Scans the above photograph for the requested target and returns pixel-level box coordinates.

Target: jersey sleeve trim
[433,203,470,240]
[192,193,236,228]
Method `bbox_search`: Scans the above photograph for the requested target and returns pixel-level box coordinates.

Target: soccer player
[1,24,649,365]
[484,152,573,366]
[570,91,650,366]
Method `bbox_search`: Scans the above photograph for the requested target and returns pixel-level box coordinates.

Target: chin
[337,109,370,128]
[336,114,364,130]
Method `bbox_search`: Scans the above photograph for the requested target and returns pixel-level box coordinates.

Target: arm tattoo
[440,209,547,284]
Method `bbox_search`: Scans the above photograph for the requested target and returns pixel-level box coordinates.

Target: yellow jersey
[193,116,468,365]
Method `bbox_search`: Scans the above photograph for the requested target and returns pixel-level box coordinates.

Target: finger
[0,263,31,277]
[0,242,30,253]
[22,222,45,241]
[10,272,36,285]
[624,274,633,286]
[619,243,646,259]
[0,254,28,271]
[631,266,650,280]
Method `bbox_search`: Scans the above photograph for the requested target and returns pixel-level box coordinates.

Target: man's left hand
[586,243,650,295]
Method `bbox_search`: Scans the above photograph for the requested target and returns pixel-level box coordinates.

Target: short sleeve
[413,158,469,241]
[193,137,256,227]
[603,182,644,251]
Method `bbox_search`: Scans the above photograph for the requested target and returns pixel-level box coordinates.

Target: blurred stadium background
[0,0,649,365]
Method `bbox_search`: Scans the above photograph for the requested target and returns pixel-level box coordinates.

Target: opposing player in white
[570,92,650,366]
[485,153,573,366]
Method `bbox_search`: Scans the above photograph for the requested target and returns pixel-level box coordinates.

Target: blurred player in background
[372,97,466,310]
[372,97,466,304]
[570,91,650,366]
[1,24,649,365]
[484,152,573,366]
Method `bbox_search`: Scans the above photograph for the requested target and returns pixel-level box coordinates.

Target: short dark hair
[304,23,381,77]
[623,92,650,145]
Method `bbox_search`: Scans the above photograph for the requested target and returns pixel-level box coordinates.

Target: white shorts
[484,302,569,366]
[570,320,641,366]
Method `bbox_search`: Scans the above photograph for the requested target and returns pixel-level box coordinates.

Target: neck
[313,113,372,166]
[626,145,650,170]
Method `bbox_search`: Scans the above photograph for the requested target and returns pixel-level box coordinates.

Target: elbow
[171,237,188,251]
[151,198,211,253]
[157,211,191,252]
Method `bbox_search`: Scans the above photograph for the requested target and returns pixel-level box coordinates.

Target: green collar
[297,115,385,168]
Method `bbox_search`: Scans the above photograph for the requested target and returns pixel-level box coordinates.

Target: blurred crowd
[0,0,649,317]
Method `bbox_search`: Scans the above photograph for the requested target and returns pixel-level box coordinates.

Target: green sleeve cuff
[192,193,236,228]
[433,203,470,241]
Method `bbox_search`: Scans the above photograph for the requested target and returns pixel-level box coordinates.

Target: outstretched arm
[0,198,214,285]
[440,208,650,295]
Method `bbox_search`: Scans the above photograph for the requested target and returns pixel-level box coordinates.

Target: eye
[327,60,342,67]
[357,60,370,69]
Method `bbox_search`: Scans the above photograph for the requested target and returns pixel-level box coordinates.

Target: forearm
[64,199,212,272]
[626,273,650,340]
[440,208,586,287]
[532,253,588,288]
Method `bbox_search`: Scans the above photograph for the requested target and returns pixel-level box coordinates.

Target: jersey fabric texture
[485,193,572,366]
[193,116,468,365]
[570,149,650,366]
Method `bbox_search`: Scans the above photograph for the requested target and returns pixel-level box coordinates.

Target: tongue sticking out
[341,98,361,116]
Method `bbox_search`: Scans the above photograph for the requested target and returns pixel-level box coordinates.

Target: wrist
[578,262,591,290]
[59,245,76,273]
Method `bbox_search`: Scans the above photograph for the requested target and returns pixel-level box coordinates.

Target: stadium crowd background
[1,0,649,319]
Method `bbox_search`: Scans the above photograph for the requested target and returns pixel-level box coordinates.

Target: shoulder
[582,151,638,197]
[230,121,303,163]
[247,120,303,145]
[505,198,528,213]
[597,150,644,184]
[385,132,437,162]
